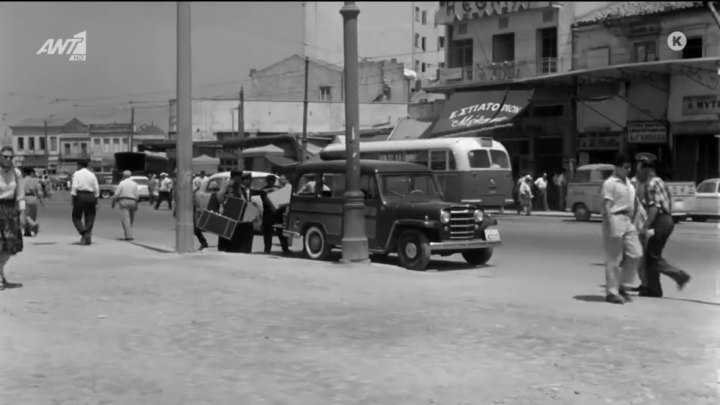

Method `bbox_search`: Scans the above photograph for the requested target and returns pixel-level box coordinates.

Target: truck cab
[282,160,502,271]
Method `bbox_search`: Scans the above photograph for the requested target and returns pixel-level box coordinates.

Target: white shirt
[113,178,139,201]
[160,177,173,192]
[534,177,547,190]
[71,168,100,198]
[192,176,203,192]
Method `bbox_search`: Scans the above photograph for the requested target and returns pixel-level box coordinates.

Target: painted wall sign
[682,94,720,116]
[439,1,550,23]
[627,121,668,144]
[577,132,621,151]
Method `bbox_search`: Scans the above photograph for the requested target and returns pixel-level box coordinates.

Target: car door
[695,181,719,215]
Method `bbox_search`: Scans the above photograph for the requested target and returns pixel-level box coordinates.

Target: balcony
[437,58,563,85]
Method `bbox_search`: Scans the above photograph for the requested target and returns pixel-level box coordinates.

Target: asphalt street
[1,191,719,404]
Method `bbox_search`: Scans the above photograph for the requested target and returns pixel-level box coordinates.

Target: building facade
[572,1,720,182]
[303,1,446,85]
[88,123,134,175]
[10,118,87,174]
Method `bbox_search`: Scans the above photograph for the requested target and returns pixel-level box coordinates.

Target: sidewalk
[2,231,719,405]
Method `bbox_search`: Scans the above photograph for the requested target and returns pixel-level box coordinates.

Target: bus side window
[430,150,448,171]
[407,151,429,167]
[448,151,457,170]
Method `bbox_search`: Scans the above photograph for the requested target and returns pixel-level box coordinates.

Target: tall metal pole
[302,56,310,162]
[238,87,245,170]
[175,1,194,253]
[129,106,135,152]
[340,1,369,263]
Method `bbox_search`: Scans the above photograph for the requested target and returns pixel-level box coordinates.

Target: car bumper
[283,230,301,239]
[429,238,502,252]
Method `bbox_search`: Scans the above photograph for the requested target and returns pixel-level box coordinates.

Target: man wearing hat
[216,170,258,253]
[111,170,139,241]
[155,172,174,210]
[260,174,290,254]
[633,153,691,297]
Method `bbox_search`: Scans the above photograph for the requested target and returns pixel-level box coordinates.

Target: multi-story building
[10,117,85,174]
[88,123,133,175]
[303,1,445,85]
[572,1,720,182]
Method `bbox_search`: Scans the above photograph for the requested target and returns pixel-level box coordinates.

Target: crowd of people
[514,170,568,215]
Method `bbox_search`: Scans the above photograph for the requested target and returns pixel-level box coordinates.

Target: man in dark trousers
[634,155,691,297]
[260,175,289,254]
[71,160,100,245]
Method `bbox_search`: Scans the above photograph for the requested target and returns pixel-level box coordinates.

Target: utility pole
[238,87,244,170]
[44,119,49,174]
[302,56,309,162]
[340,1,369,263]
[175,1,194,254]
[129,106,135,152]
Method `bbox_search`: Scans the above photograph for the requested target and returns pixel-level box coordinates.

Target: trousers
[24,197,38,234]
[72,192,97,236]
[603,214,643,296]
[117,199,137,239]
[644,213,687,295]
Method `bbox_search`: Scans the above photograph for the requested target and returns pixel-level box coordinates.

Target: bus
[319,137,514,208]
[113,152,171,183]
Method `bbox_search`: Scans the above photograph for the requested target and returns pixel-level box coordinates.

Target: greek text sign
[682,95,720,116]
[627,121,667,144]
[438,2,552,24]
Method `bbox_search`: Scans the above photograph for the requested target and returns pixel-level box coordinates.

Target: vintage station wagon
[282,160,502,271]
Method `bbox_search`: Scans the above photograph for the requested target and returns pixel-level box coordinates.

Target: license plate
[484,228,501,242]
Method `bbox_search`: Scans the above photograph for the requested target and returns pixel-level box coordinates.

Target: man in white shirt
[155,172,174,210]
[534,173,549,211]
[111,170,139,241]
[71,160,100,245]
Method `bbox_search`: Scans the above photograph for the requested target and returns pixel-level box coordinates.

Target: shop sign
[577,132,621,151]
[438,1,552,23]
[682,94,720,116]
[627,121,667,144]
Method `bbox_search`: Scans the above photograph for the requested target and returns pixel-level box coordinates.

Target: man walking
[155,173,173,210]
[71,160,100,245]
[634,155,691,297]
[601,154,643,304]
[111,170,139,241]
[518,175,533,216]
[21,168,42,237]
[148,174,159,206]
[192,173,209,250]
[534,173,549,211]
[260,175,290,254]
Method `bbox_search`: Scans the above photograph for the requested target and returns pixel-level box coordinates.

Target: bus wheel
[462,248,493,266]
[573,204,590,222]
[397,230,431,271]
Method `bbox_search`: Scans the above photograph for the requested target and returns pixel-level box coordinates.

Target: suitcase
[266,184,292,211]
[222,196,247,221]
[197,210,237,240]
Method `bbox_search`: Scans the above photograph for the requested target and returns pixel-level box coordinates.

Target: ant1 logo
[667,31,687,52]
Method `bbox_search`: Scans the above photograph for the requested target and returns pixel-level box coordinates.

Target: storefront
[626,120,673,178]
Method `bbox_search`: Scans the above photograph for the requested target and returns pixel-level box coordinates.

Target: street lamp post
[175,1,194,253]
[340,1,369,263]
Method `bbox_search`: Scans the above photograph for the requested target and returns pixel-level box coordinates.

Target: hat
[635,152,657,163]
[160,172,167,177]
[122,170,132,177]
[230,170,243,178]
[265,174,276,182]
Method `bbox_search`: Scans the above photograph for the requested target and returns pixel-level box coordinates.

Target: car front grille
[448,205,475,240]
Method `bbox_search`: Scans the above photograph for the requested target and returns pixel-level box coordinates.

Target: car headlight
[440,210,451,224]
[474,209,484,223]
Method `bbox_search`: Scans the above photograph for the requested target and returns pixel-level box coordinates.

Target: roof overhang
[426,57,720,92]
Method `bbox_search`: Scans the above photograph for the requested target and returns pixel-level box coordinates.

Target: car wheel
[100,190,112,199]
[303,225,332,260]
[573,203,590,222]
[397,230,431,271]
[462,248,493,266]
[691,216,707,223]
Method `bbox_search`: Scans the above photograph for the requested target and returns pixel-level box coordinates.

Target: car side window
[295,173,321,196]
[360,174,378,200]
[321,173,345,198]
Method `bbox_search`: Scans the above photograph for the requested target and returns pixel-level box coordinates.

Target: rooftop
[299,159,432,174]
[574,1,706,26]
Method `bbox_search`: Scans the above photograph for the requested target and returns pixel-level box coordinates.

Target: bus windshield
[468,149,511,169]
[380,174,443,200]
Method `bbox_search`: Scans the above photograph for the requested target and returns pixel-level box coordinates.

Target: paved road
[1,193,719,404]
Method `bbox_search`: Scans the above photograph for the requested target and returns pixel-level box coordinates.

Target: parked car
[566,163,693,223]
[129,176,151,201]
[689,178,720,222]
[281,160,502,271]
[194,171,280,233]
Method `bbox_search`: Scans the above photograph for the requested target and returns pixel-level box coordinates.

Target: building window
[421,36,426,51]
[64,143,71,155]
[633,40,657,62]
[17,137,24,151]
[492,33,515,62]
[50,136,57,152]
[438,36,445,50]
[421,10,427,25]
[28,137,35,151]
[682,37,703,59]
[81,143,88,154]
[39,137,46,151]
[319,86,332,101]
[94,138,101,146]
[415,59,420,72]
[538,27,557,72]
[448,38,473,68]
[439,62,445,68]
[415,33,420,48]
[421,62,426,72]
[415,6,420,22]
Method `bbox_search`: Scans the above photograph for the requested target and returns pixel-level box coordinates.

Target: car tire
[100,190,112,199]
[462,248,493,266]
[303,225,332,261]
[573,203,591,222]
[691,216,707,223]
[397,230,431,271]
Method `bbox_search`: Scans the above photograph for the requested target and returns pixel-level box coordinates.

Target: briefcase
[197,209,237,240]
[222,196,247,221]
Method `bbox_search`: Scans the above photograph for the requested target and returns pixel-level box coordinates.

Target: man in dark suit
[260,175,289,254]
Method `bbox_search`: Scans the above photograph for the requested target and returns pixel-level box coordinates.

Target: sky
[0,1,307,134]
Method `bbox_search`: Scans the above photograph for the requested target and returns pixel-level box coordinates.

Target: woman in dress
[0,146,26,290]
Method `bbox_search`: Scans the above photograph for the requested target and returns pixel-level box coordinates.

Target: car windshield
[380,174,442,201]
[133,179,149,186]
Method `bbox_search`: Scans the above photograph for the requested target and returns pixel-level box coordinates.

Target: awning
[265,155,297,168]
[18,155,48,167]
[429,89,534,137]
[387,118,434,141]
